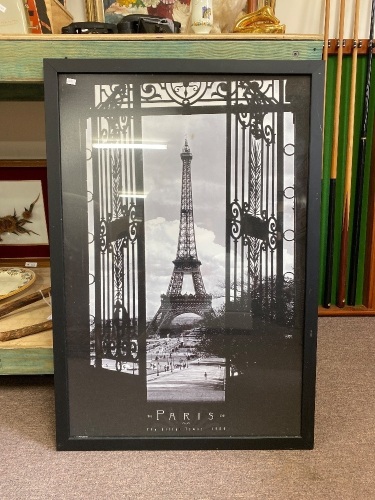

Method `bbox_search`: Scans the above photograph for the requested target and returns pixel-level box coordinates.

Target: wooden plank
[0,329,52,348]
[0,346,53,375]
[0,258,50,267]
[45,0,73,34]
[327,38,375,55]
[0,36,323,84]
[319,305,375,316]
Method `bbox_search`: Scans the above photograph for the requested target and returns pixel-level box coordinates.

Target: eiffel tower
[148,140,213,335]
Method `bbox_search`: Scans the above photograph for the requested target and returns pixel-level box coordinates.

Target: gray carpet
[1,317,374,499]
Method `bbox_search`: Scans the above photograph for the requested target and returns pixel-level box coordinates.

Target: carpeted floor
[1,317,374,499]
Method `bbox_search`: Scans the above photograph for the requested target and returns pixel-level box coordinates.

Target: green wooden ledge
[0,347,53,375]
[0,34,323,87]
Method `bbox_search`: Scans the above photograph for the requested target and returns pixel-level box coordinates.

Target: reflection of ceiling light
[93,143,167,150]
[120,192,148,199]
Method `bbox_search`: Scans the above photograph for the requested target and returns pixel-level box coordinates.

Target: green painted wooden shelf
[0,345,53,375]
[0,34,323,97]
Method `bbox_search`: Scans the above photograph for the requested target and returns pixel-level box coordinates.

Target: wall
[65,0,86,23]
[277,0,374,39]
[0,102,46,159]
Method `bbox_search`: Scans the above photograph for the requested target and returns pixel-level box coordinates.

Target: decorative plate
[0,268,36,300]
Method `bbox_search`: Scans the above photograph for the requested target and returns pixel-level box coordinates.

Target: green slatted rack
[320,53,375,314]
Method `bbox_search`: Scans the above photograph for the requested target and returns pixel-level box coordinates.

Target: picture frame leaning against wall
[44,57,324,451]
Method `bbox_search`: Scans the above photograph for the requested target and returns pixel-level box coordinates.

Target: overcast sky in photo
[142,113,227,319]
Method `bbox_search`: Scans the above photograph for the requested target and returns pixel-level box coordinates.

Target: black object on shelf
[61,22,118,34]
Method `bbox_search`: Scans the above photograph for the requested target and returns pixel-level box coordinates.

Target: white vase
[191,0,213,35]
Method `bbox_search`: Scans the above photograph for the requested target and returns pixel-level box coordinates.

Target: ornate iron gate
[86,82,144,375]
[227,78,297,328]
[84,74,304,375]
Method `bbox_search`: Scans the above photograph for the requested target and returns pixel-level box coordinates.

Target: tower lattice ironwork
[148,140,213,334]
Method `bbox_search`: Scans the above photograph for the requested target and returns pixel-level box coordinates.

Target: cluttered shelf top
[0,34,323,94]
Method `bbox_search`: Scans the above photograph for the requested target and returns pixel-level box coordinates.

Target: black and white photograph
[44,59,323,450]
[143,121,226,403]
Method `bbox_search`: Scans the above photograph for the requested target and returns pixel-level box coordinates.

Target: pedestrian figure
[204,372,207,379]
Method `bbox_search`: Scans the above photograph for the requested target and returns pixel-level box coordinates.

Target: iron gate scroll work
[88,81,143,376]
[45,59,323,450]
[227,77,306,330]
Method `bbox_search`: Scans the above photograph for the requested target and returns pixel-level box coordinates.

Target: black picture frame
[44,58,324,451]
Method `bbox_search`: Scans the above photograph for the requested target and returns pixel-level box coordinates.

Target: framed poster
[44,58,324,450]
[0,160,49,260]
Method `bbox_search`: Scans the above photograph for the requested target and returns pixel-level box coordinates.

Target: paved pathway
[147,358,226,402]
